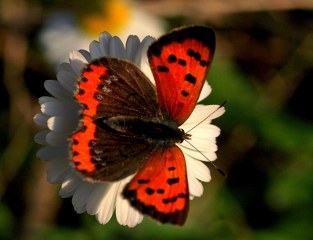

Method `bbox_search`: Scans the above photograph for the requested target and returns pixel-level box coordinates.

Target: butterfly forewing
[123,146,189,225]
[76,57,161,120]
[148,26,215,125]
[71,57,162,181]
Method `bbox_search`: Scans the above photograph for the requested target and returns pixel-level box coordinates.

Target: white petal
[47,158,70,184]
[183,105,225,126]
[95,183,119,224]
[72,181,96,213]
[115,177,131,223]
[44,80,72,100]
[89,40,103,59]
[84,183,118,224]
[116,197,143,227]
[57,70,78,94]
[109,36,126,58]
[58,62,75,74]
[136,36,155,82]
[46,131,69,146]
[180,137,218,154]
[115,175,143,227]
[47,116,78,133]
[188,125,221,141]
[33,113,49,128]
[98,32,112,56]
[38,96,59,105]
[85,183,110,215]
[126,209,143,227]
[36,145,67,161]
[186,158,211,182]
[59,172,82,197]
[69,50,89,75]
[78,49,92,63]
[187,149,217,162]
[198,82,212,102]
[41,101,80,117]
[180,141,218,161]
[188,173,204,197]
[208,106,225,120]
[34,130,49,145]
[125,35,140,62]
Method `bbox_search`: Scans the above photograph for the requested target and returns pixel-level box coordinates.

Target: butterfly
[70,26,216,225]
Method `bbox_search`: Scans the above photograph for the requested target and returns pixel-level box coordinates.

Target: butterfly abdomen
[95,116,186,147]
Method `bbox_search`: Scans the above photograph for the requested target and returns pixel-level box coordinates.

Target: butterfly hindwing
[71,117,155,181]
[71,57,162,181]
[123,146,189,225]
[148,26,215,125]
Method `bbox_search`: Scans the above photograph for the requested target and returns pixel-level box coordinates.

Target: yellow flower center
[80,0,130,36]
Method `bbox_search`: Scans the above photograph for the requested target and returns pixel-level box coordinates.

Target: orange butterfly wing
[148,26,215,125]
[123,145,189,225]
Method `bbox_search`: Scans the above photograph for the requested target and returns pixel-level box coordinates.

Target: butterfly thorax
[95,116,189,148]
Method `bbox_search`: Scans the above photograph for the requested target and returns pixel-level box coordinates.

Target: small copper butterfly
[70,26,216,225]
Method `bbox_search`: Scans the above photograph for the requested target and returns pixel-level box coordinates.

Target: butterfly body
[70,26,216,225]
[97,116,187,147]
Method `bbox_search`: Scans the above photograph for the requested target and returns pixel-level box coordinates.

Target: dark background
[1,0,313,239]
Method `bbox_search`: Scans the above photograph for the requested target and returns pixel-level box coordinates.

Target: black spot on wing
[200,60,207,67]
[168,54,177,63]
[137,179,150,184]
[181,90,189,97]
[73,151,79,157]
[157,189,165,194]
[81,103,88,110]
[194,52,201,61]
[187,48,209,68]
[84,66,93,72]
[167,177,179,185]
[163,196,177,204]
[81,125,87,132]
[185,73,197,84]
[81,77,88,82]
[178,193,187,198]
[157,65,169,72]
[146,187,155,195]
[187,49,194,57]
[178,59,186,66]
[78,89,85,95]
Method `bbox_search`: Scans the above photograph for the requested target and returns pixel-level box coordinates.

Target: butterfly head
[179,128,191,143]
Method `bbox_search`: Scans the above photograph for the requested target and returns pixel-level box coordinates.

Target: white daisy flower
[34,32,224,227]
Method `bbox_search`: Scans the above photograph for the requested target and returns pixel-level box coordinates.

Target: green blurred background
[1,0,313,239]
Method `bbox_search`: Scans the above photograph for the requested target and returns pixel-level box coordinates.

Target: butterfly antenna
[186,101,226,134]
[184,139,227,177]
[184,101,227,177]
